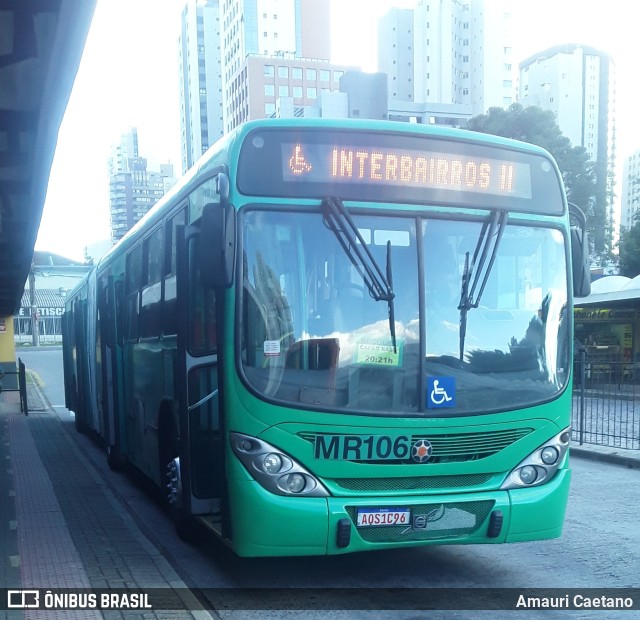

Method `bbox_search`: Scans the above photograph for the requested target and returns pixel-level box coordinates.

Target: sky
[36,0,640,262]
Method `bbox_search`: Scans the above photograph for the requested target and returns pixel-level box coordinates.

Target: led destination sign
[284,142,533,199]
[236,127,564,214]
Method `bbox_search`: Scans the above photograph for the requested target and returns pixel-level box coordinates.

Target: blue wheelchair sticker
[427,376,456,408]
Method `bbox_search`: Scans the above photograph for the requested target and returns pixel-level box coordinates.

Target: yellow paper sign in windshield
[356,340,403,367]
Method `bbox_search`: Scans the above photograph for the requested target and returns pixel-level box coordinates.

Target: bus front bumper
[228,468,571,557]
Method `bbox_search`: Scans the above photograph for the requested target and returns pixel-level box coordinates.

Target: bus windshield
[240,207,569,416]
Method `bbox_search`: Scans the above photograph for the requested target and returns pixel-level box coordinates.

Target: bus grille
[346,500,494,542]
[329,473,494,493]
[299,428,533,463]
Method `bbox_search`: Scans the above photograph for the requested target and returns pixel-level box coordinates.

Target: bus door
[175,222,224,517]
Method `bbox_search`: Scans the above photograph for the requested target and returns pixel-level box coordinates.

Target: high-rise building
[621,150,640,230]
[108,129,177,243]
[178,0,223,174]
[220,0,331,132]
[467,0,514,114]
[381,0,513,117]
[519,45,615,165]
[519,44,616,255]
[378,8,414,103]
[378,0,513,123]
[179,0,333,161]
[108,127,139,175]
[233,55,357,122]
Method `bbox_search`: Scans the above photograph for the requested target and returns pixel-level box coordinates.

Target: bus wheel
[74,411,87,434]
[165,457,196,543]
[106,445,123,471]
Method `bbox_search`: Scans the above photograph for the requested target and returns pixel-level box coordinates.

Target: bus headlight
[280,473,308,494]
[519,465,538,484]
[262,453,285,474]
[541,446,559,465]
[501,427,570,490]
[231,432,330,497]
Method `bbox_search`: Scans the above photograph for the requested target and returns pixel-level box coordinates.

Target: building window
[320,69,330,81]
[265,102,276,115]
[293,85,303,98]
[279,85,289,97]
[307,87,317,98]
[264,65,274,77]
[306,68,316,80]
[292,67,303,79]
[278,66,289,78]
[265,83,275,96]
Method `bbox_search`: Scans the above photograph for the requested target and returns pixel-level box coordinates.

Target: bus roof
[93,118,563,276]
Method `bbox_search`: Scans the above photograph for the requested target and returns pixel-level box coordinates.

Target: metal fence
[572,350,640,449]
[1,358,29,415]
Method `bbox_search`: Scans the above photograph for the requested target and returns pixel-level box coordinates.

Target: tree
[466,104,609,259]
[617,223,640,277]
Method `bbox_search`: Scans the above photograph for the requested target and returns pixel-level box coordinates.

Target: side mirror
[199,173,235,288]
[568,203,591,298]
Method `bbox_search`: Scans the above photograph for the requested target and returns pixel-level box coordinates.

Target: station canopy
[0,0,97,316]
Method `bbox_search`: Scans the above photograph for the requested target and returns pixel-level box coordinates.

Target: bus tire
[74,411,88,434]
[158,409,196,543]
[164,456,196,543]
[106,444,123,471]
[71,377,87,434]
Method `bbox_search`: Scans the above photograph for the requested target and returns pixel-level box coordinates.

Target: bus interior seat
[285,338,340,405]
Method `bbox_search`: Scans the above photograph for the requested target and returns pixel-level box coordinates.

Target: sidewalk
[570,443,640,469]
[0,382,212,619]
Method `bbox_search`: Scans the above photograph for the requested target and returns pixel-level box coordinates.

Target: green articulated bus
[62,118,590,557]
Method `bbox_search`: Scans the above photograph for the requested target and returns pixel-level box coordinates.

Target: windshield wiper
[457,209,508,361]
[321,197,397,353]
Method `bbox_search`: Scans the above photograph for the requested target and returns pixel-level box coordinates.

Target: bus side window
[114,279,124,346]
[163,208,185,336]
[125,244,143,341]
[139,226,163,339]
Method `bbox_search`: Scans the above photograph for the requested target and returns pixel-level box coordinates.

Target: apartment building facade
[519,44,616,254]
[108,129,177,243]
[621,150,640,230]
[380,0,513,118]
[178,0,223,174]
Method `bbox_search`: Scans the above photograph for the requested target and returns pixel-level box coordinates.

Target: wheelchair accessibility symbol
[427,376,456,408]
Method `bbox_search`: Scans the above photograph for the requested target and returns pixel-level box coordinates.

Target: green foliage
[467,103,609,259]
[617,223,640,277]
